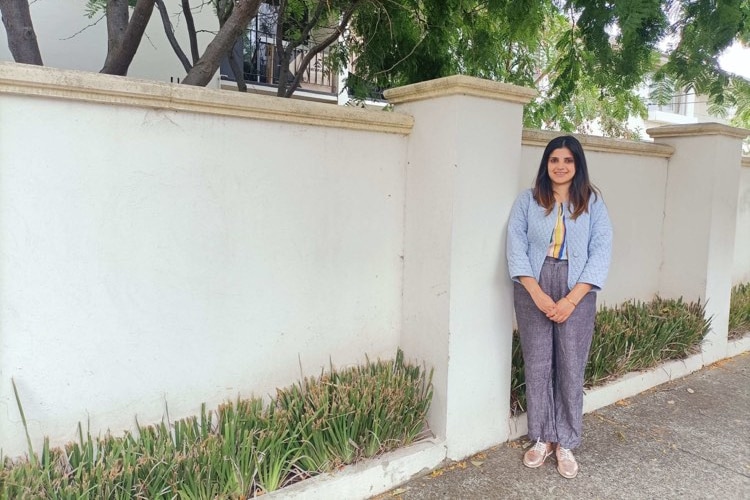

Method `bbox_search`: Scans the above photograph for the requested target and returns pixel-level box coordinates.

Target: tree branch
[289,0,327,59]
[284,1,362,97]
[60,13,106,41]
[181,0,200,63]
[155,0,192,72]
[228,48,247,91]
[182,0,261,86]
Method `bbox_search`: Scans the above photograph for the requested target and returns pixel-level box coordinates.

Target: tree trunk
[276,51,293,96]
[0,0,43,65]
[275,0,291,96]
[101,0,156,76]
[104,0,128,57]
[182,0,261,86]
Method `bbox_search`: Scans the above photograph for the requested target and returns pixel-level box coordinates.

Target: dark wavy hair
[532,135,599,220]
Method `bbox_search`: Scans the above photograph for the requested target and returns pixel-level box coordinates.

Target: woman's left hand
[547,298,575,323]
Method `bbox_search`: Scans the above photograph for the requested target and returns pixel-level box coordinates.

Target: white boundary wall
[0,63,409,455]
[0,63,749,476]
[734,158,750,285]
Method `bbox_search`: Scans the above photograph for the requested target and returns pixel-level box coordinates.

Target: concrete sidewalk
[374,352,750,500]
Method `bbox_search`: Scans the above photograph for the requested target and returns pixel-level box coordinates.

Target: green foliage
[347,0,658,138]
[0,350,433,498]
[76,0,750,131]
[586,297,711,385]
[277,349,433,471]
[729,282,750,340]
[655,0,750,128]
[345,0,750,137]
[511,296,711,416]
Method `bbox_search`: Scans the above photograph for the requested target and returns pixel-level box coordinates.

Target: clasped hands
[532,291,575,323]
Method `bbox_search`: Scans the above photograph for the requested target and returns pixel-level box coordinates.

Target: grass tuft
[1,349,432,498]
[511,296,711,416]
[729,282,750,340]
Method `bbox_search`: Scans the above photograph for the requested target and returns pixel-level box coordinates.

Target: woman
[507,135,612,479]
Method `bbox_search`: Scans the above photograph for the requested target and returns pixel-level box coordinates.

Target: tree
[654,0,750,131]
[0,0,42,65]
[3,0,749,135]
[272,0,365,97]
[83,0,353,95]
[347,0,750,137]
[1,0,262,82]
[204,0,372,96]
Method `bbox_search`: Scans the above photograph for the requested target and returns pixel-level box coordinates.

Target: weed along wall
[0,63,748,473]
[0,63,411,456]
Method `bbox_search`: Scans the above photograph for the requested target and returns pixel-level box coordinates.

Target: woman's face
[547,147,576,188]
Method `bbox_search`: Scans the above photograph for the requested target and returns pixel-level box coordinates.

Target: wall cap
[647,122,750,140]
[0,62,413,135]
[522,129,675,158]
[384,75,537,105]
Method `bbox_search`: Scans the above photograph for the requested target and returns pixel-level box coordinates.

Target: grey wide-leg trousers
[514,257,596,449]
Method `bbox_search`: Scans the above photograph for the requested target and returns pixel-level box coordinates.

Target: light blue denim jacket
[507,189,613,291]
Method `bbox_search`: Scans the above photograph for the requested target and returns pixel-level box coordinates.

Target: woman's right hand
[519,276,556,315]
[531,289,557,315]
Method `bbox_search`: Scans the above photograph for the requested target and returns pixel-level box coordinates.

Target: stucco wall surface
[0,81,407,454]
[735,160,750,285]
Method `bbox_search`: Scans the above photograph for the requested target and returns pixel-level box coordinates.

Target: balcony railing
[647,93,690,116]
[220,29,337,95]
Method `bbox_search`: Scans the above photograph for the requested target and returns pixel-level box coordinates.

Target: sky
[719,43,750,79]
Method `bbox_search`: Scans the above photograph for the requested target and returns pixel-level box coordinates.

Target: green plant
[729,283,750,340]
[510,331,526,416]
[276,350,433,472]
[510,296,711,416]
[0,349,433,498]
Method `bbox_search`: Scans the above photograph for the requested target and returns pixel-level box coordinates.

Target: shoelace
[532,440,550,455]
[557,447,575,462]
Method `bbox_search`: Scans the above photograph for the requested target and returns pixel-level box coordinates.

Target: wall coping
[384,75,537,105]
[522,129,675,158]
[647,122,750,140]
[0,62,414,135]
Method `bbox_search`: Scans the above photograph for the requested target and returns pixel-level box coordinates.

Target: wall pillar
[648,123,749,364]
[385,76,536,459]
